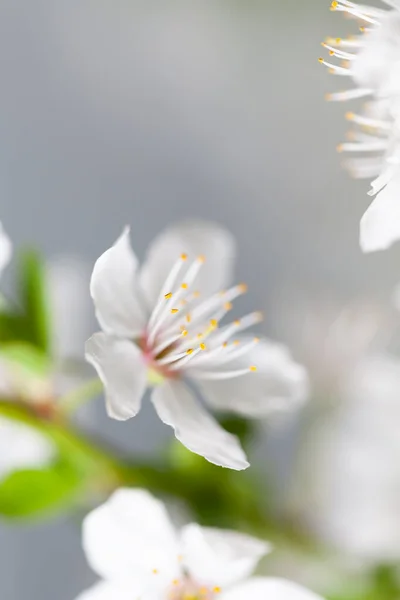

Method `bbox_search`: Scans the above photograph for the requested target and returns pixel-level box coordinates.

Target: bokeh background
[1,1,400,598]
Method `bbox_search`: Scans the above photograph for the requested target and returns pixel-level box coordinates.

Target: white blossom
[284,300,400,563]
[320,0,400,251]
[0,417,54,482]
[75,488,324,600]
[85,221,308,471]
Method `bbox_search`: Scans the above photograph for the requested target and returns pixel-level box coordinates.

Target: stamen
[157,349,196,366]
[147,255,187,334]
[152,330,188,357]
[326,88,372,101]
[188,367,257,380]
[337,140,388,152]
[345,112,391,130]
[319,58,352,75]
[168,347,201,370]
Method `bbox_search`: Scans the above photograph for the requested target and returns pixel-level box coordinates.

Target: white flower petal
[75,582,160,600]
[139,221,235,307]
[90,227,147,337]
[85,332,146,421]
[220,578,324,600]
[180,524,270,587]
[151,381,249,470]
[360,176,400,252]
[197,339,308,417]
[0,417,54,481]
[74,582,134,600]
[82,488,181,586]
[0,223,11,275]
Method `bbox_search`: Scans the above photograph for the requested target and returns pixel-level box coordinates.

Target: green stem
[0,399,317,556]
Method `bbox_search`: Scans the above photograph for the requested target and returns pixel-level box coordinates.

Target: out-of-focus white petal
[180,524,270,587]
[360,177,400,252]
[197,340,308,417]
[47,256,92,360]
[220,578,324,600]
[74,581,134,600]
[90,228,147,337]
[0,223,12,275]
[75,581,160,600]
[85,332,146,420]
[151,380,249,470]
[82,489,181,587]
[139,221,235,307]
[0,418,54,481]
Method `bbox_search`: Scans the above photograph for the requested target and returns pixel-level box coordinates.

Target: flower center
[167,578,221,600]
[141,254,260,383]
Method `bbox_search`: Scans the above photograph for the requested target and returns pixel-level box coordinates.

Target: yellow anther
[186,313,192,323]
[360,26,365,32]
[345,112,354,120]
[181,283,188,289]
[181,253,188,261]
[181,329,188,337]
[249,366,257,372]
[186,348,194,355]
[164,292,173,299]
[318,57,324,63]
[222,342,228,348]
[152,568,159,574]
[337,144,344,153]
[224,301,233,311]
[213,587,222,594]
[325,93,333,101]
[172,579,180,586]
[329,50,334,56]
[171,308,179,314]
[197,333,203,338]
[234,319,241,326]
[254,337,260,343]
[199,587,209,595]
[210,319,218,328]
[193,291,200,298]
[198,254,206,263]
[233,340,240,346]
[200,343,206,351]
[336,37,341,43]
[331,1,338,9]
[238,283,248,293]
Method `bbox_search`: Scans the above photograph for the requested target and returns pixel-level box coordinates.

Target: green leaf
[0,342,51,379]
[18,249,52,355]
[0,459,81,518]
[0,402,123,520]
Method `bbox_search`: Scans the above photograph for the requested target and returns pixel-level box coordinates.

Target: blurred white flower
[283,299,400,564]
[320,1,400,252]
[75,488,323,600]
[0,417,54,482]
[86,221,308,471]
[0,223,55,479]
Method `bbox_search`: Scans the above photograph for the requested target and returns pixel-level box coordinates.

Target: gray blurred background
[0,1,398,598]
